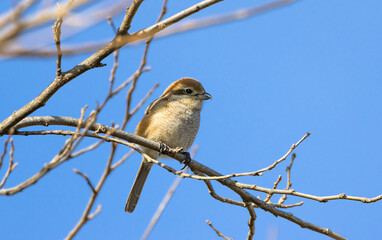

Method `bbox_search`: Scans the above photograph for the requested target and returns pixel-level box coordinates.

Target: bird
[125,77,211,213]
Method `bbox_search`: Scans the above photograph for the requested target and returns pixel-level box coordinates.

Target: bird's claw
[180,151,192,170]
[159,142,170,154]
[173,147,184,153]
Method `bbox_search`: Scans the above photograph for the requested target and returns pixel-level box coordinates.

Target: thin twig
[206,220,233,240]
[107,16,119,95]
[264,175,282,203]
[87,205,102,220]
[73,169,96,194]
[0,136,11,170]
[65,143,117,240]
[52,7,63,76]
[121,38,151,129]
[118,0,145,35]
[52,0,74,76]
[0,138,17,188]
[70,140,104,158]
[279,153,296,204]
[194,170,246,207]
[130,83,159,116]
[111,149,135,170]
[0,109,100,195]
[121,0,168,130]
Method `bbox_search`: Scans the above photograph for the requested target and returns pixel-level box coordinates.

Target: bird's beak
[198,92,212,100]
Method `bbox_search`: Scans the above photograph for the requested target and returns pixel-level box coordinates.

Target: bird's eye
[185,89,193,94]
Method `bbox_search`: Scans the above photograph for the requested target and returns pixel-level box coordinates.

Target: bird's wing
[144,96,169,115]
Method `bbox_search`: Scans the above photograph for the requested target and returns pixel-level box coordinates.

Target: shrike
[125,77,211,212]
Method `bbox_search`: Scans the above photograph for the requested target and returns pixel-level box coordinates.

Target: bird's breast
[141,101,201,151]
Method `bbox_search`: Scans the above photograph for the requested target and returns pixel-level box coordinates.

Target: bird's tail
[125,157,153,213]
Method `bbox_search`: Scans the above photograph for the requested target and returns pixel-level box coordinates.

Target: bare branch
[107,16,119,95]
[121,0,168,130]
[264,175,282,203]
[87,205,102,220]
[118,0,144,35]
[206,220,232,240]
[278,153,296,204]
[70,140,104,158]
[121,37,153,129]
[0,136,11,170]
[245,202,256,240]
[149,132,309,181]
[107,16,118,34]
[129,83,159,116]
[274,202,303,208]
[0,109,100,196]
[65,143,117,240]
[0,138,17,188]
[73,169,96,194]
[111,149,135,170]
[10,117,382,205]
[52,3,64,76]
[194,169,246,207]
[253,133,310,175]
[4,116,373,239]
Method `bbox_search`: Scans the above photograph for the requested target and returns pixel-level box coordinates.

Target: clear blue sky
[1,1,381,240]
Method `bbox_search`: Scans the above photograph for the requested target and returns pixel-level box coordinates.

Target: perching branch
[9,117,382,204]
[6,116,372,239]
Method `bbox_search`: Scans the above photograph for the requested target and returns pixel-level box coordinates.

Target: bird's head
[162,77,212,104]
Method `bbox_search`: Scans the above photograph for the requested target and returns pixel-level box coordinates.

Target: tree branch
[9,117,382,205]
[245,202,256,240]
[7,117,355,239]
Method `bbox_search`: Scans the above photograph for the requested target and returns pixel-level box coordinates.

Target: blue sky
[1,1,381,239]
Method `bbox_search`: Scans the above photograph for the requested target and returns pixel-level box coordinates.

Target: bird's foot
[158,142,170,154]
[172,146,184,153]
[180,151,192,170]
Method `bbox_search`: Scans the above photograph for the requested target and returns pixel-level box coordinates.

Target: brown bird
[125,77,211,213]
